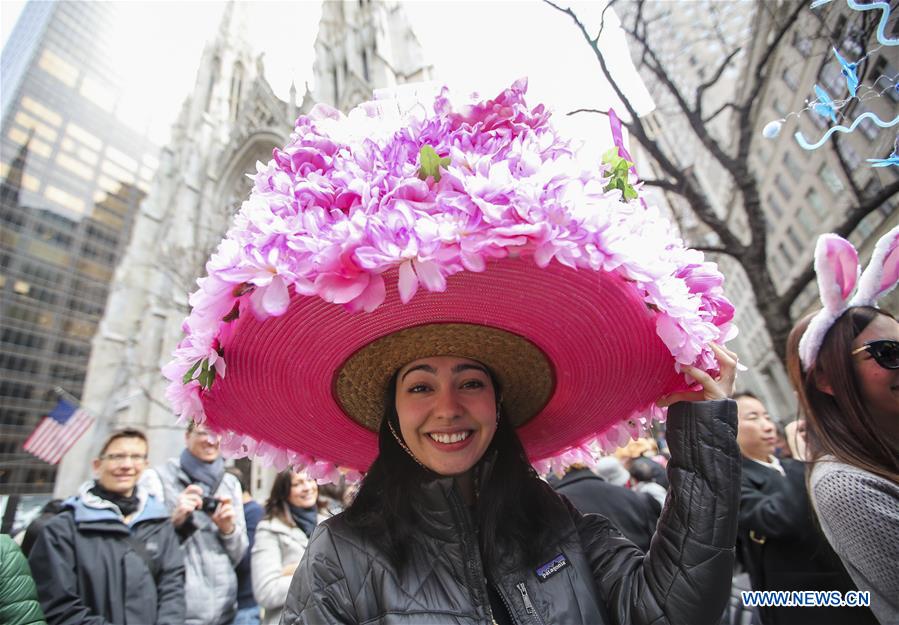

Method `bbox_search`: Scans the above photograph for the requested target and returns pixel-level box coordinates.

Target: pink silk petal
[413,259,447,292]
[397,260,418,304]
[262,276,290,316]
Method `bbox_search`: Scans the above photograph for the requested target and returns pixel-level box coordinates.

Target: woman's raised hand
[656,343,739,407]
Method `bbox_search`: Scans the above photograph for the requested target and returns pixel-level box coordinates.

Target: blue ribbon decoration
[811,0,897,46]
[795,112,899,150]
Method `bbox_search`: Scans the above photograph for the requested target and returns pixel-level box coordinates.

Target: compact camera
[200,495,220,515]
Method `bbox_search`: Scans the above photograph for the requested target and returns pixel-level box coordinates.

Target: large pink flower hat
[163,79,736,482]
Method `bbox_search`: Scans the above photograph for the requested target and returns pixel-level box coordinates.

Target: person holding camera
[141,422,247,625]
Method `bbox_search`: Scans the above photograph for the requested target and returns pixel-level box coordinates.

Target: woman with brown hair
[786,227,899,624]
[251,471,327,625]
[165,81,745,625]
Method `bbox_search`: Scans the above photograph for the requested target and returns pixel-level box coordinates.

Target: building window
[230,62,244,121]
[774,173,793,200]
[332,66,339,105]
[838,142,862,169]
[772,98,788,118]
[778,242,795,266]
[806,187,828,219]
[20,96,62,127]
[820,65,844,100]
[854,105,880,141]
[818,163,845,194]
[361,47,370,82]
[793,32,812,55]
[205,56,221,113]
[786,226,804,254]
[782,65,800,90]
[849,212,883,248]
[767,193,784,219]
[782,151,803,180]
[872,56,899,102]
[795,202,817,236]
[37,49,78,86]
[80,75,116,112]
[832,15,847,42]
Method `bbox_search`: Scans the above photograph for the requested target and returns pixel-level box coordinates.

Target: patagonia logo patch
[535,553,569,582]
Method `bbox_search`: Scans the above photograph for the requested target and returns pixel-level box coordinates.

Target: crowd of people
[2,423,337,625]
[1,310,897,625]
[1,81,896,625]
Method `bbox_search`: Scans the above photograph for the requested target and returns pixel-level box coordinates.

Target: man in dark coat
[29,428,185,625]
[551,463,660,552]
[734,392,876,625]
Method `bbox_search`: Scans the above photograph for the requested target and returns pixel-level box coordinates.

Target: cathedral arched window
[361,47,369,82]
[205,56,221,113]
[332,66,339,106]
[230,61,244,121]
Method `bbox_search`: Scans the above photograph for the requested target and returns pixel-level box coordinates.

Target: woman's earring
[387,420,428,470]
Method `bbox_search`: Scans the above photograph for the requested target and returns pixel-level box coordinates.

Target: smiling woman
[165,80,743,625]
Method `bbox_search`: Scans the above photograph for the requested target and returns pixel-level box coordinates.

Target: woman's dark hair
[264,470,325,525]
[786,305,899,484]
[344,367,560,571]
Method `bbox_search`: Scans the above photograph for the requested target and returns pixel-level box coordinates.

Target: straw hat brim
[335,323,554,430]
[201,256,685,471]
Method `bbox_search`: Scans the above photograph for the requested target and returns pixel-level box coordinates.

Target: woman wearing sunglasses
[786,226,899,624]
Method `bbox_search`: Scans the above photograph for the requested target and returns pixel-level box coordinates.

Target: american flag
[23,399,94,465]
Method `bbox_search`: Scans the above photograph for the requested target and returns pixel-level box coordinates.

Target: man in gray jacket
[142,422,247,625]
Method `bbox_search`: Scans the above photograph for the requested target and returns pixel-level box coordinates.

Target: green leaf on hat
[417,144,451,183]
[601,148,638,200]
[182,360,202,385]
[183,358,217,390]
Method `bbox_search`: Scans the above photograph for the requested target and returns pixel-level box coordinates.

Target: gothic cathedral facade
[54,0,432,496]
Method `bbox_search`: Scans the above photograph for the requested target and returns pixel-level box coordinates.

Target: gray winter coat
[141,458,248,625]
[28,483,184,625]
[283,399,740,625]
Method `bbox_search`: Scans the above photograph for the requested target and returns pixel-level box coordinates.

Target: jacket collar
[555,467,604,488]
[410,450,498,542]
[67,480,168,527]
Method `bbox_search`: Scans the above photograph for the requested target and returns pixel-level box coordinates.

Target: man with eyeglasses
[141,421,247,625]
[29,428,185,624]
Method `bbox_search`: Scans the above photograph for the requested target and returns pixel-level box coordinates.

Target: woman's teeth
[428,431,470,444]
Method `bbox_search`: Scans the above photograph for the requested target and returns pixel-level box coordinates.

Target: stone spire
[313,0,433,111]
[0,128,33,204]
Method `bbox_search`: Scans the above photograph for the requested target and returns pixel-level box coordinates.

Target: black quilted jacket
[282,399,739,625]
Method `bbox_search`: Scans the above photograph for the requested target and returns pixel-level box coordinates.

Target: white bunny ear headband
[798,225,899,370]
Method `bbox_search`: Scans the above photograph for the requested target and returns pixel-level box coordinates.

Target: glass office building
[0,1,159,496]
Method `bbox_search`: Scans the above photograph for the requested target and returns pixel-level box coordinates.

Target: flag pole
[53,386,82,406]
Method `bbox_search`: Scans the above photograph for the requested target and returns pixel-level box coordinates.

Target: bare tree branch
[640,178,679,192]
[695,47,743,117]
[566,108,608,117]
[623,20,741,173]
[693,246,732,255]
[703,102,741,124]
[597,0,619,41]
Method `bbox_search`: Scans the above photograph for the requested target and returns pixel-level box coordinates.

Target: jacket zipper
[448,486,491,622]
[515,581,545,625]
[489,578,516,625]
